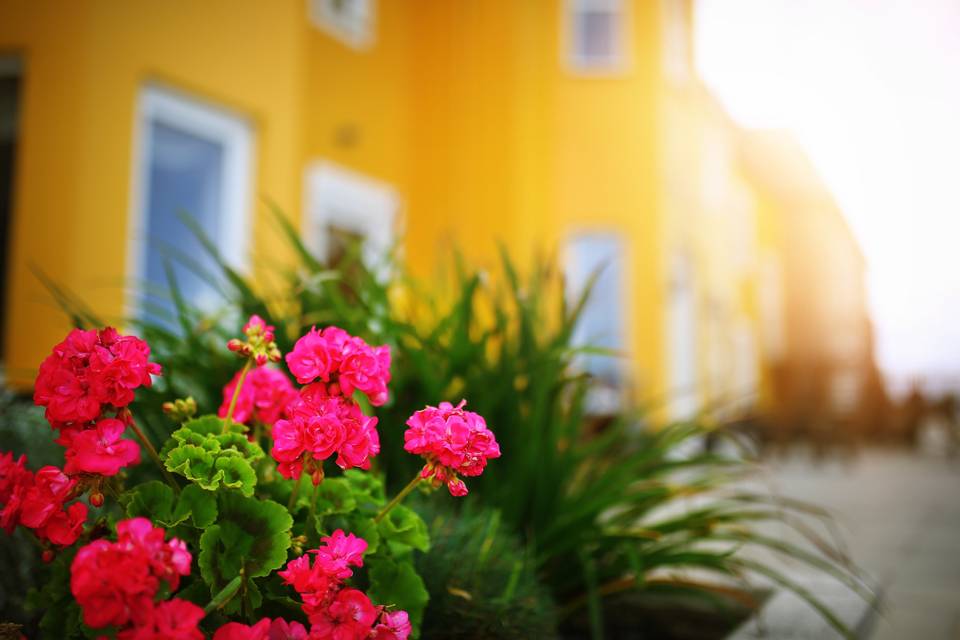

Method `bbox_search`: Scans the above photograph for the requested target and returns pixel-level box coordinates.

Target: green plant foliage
[36,210,874,638]
[198,493,292,614]
[415,504,558,640]
[376,504,430,553]
[366,556,430,632]
[123,482,217,529]
[160,415,263,497]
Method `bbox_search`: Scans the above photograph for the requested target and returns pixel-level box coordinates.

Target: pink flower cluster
[35,327,161,424]
[33,327,160,478]
[273,384,380,483]
[0,452,87,547]
[404,400,501,496]
[286,326,391,407]
[116,598,205,640]
[278,530,411,640]
[213,617,308,640]
[70,517,199,636]
[218,365,297,428]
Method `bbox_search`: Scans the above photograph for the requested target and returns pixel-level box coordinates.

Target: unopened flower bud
[41,549,55,563]
[163,396,198,422]
[255,353,267,367]
[227,338,245,353]
[89,490,105,508]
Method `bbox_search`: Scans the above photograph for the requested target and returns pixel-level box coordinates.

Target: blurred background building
[0,0,883,437]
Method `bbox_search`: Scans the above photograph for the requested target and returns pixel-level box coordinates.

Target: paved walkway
[745,444,960,639]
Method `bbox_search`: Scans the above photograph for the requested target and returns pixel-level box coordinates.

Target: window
[566,0,628,73]
[308,0,375,49]
[565,233,626,389]
[303,161,399,277]
[130,86,254,324]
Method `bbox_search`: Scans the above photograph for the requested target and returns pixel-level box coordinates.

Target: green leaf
[173,484,218,528]
[161,414,263,496]
[377,504,430,552]
[198,493,293,613]
[313,478,358,516]
[123,480,177,524]
[367,557,430,634]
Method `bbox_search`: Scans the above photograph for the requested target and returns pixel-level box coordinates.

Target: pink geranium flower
[285,326,391,407]
[313,529,368,580]
[70,518,192,629]
[61,418,141,476]
[308,588,378,638]
[404,401,500,496]
[372,610,412,640]
[218,366,297,428]
[271,386,380,483]
[34,328,160,424]
[116,598,205,640]
[0,454,88,547]
[213,617,309,640]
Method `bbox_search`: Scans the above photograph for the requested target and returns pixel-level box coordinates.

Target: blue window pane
[568,234,624,385]
[142,121,224,324]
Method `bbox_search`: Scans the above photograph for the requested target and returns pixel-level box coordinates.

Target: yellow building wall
[2,0,673,406]
[0,0,307,386]
[402,0,667,400]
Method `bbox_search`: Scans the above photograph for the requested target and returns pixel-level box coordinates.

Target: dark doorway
[0,57,22,362]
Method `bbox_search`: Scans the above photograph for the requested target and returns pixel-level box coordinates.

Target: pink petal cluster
[0,452,87,547]
[33,327,160,478]
[70,517,193,631]
[272,384,380,484]
[213,618,309,640]
[116,598,205,640]
[218,365,298,428]
[285,326,391,407]
[34,327,161,424]
[58,417,141,476]
[278,530,410,640]
[404,400,501,496]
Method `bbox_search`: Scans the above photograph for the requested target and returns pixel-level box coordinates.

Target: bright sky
[694,0,960,393]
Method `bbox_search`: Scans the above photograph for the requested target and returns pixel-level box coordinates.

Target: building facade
[0,0,878,430]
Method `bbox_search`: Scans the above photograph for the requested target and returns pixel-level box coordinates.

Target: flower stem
[287,477,302,511]
[374,474,422,524]
[130,420,180,493]
[308,481,321,530]
[224,359,253,429]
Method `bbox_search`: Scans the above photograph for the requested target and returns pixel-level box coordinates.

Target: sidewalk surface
[746,443,960,639]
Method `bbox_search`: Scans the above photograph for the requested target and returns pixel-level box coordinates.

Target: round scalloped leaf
[161,414,263,496]
[165,444,215,483]
[172,484,218,528]
[123,480,177,523]
[198,494,292,612]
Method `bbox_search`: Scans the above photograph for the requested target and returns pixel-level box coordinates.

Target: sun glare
[695,0,960,392]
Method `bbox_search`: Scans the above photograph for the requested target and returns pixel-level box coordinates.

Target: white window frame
[307,0,375,50]
[127,84,255,317]
[564,0,631,75]
[303,161,399,276]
